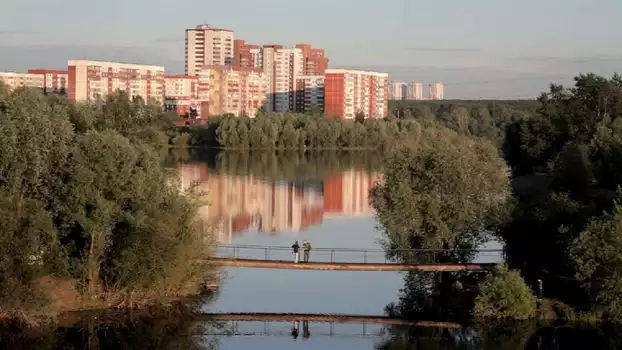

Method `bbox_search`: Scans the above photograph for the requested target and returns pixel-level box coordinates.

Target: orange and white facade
[185,24,235,76]
[67,60,165,103]
[164,75,201,116]
[323,170,384,217]
[324,69,389,119]
[0,72,45,90]
[26,69,69,93]
[197,65,268,118]
[233,40,263,69]
[295,44,329,76]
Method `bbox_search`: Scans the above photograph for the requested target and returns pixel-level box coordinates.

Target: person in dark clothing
[303,321,311,340]
[291,321,299,339]
[292,241,300,263]
[303,240,312,262]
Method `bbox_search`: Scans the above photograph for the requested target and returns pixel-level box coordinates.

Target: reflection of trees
[0,302,223,350]
[376,322,538,350]
[386,270,486,323]
[189,149,385,181]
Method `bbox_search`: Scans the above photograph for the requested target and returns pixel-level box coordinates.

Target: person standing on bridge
[292,241,300,263]
[303,240,312,263]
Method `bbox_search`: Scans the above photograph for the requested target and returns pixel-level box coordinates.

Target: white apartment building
[296,75,324,113]
[0,72,44,90]
[163,75,199,116]
[67,60,165,103]
[389,81,406,100]
[185,24,235,76]
[261,46,304,113]
[429,81,445,100]
[407,82,424,100]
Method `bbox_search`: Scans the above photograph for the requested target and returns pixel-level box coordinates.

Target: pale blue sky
[1,0,621,98]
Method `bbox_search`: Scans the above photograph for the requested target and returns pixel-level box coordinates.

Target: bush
[473,263,537,319]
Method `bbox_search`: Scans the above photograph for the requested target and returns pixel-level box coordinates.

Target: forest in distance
[173,97,537,150]
[2,73,622,344]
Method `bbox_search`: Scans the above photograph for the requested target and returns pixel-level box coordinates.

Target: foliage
[569,200,622,322]
[0,87,216,318]
[371,124,511,254]
[390,99,539,147]
[473,263,538,319]
[177,114,422,150]
[499,73,622,314]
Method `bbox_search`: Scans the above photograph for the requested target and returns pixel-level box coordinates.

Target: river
[2,150,615,349]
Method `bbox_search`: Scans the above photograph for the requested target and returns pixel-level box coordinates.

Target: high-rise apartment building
[389,81,406,100]
[429,81,444,100]
[67,60,165,103]
[295,44,329,76]
[324,69,388,119]
[406,82,424,100]
[163,75,200,116]
[233,40,263,68]
[185,24,235,76]
[27,69,69,93]
[260,46,304,113]
[295,75,324,113]
[197,65,268,118]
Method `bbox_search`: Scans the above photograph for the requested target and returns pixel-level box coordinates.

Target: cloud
[403,47,482,53]
[154,37,183,43]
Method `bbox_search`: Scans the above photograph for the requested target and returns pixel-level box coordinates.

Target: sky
[1,0,621,99]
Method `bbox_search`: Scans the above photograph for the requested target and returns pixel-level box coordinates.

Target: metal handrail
[217,243,503,254]
[214,244,504,264]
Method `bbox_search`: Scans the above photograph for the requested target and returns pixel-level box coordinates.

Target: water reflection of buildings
[179,164,382,243]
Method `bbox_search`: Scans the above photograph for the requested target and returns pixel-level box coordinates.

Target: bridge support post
[264,248,268,261]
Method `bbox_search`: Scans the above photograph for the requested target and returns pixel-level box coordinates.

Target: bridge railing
[215,244,504,264]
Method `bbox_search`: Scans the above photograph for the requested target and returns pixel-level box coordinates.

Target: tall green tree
[371,125,511,253]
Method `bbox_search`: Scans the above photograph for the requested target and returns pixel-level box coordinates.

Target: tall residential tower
[185,24,235,76]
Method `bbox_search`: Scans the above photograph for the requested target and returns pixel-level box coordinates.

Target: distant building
[27,69,69,93]
[67,60,165,103]
[295,44,329,76]
[185,24,235,76]
[164,75,201,117]
[429,81,444,100]
[197,65,268,118]
[324,69,388,119]
[295,75,324,113]
[0,72,44,91]
[389,81,406,100]
[406,82,424,100]
[261,46,304,113]
[233,40,263,68]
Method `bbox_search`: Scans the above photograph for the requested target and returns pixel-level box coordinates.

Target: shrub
[473,263,537,319]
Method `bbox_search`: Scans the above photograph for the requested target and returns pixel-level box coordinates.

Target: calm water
[3,151,606,349]
[177,154,405,315]
[175,151,506,349]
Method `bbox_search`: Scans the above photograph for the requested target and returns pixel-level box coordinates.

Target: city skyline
[2,0,621,99]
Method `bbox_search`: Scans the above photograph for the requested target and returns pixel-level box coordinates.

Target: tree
[569,200,622,321]
[473,263,538,319]
[371,125,511,254]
